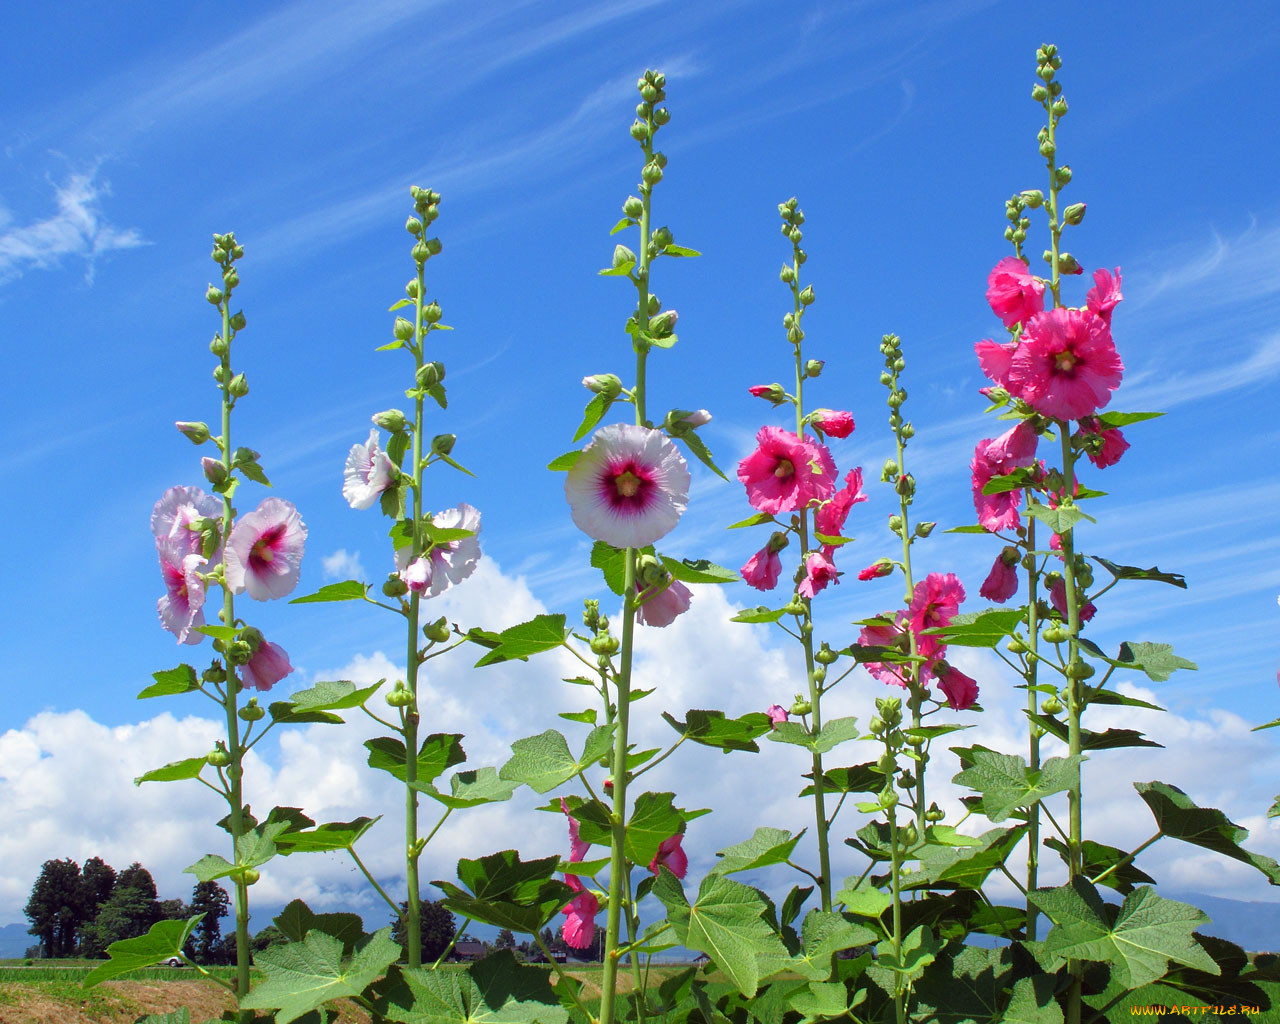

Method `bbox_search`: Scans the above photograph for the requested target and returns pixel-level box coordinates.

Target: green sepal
[138,664,199,699]
[82,915,203,988]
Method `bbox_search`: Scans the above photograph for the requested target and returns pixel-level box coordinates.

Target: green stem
[1025,512,1042,940]
[349,848,403,919]
[1090,832,1160,888]
[893,411,926,838]
[430,920,468,969]
[534,932,597,1024]
[889,810,906,1024]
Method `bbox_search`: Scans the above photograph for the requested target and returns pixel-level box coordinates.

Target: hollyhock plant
[737,425,836,515]
[342,428,396,510]
[151,485,221,553]
[975,338,1016,389]
[858,615,911,688]
[224,497,307,601]
[1006,306,1124,421]
[766,704,789,729]
[813,467,867,538]
[560,874,599,950]
[810,408,855,438]
[980,547,1021,602]
[565,423,691,548]
[155,536,208,644]
[970,420,1039,532]
[986,255,1045,327]
[907,572,965,660]
[560,797,590,863]
[240,638,293,692]
[741,536,784,591]
[798,548,838,599]
[649,834,688,878]
[635,577,692,627]
[934,661,979,710]
[1078,416,1129,468]
[1086,266,1123,325]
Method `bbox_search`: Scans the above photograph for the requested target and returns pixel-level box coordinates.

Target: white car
[158,956,184,967]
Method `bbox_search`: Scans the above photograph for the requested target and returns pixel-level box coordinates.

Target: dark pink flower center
[774,458,795,479]
[602,459,655,512]
[163,560,188,602]
[1054,349,1079,374]
[250,524,287,571]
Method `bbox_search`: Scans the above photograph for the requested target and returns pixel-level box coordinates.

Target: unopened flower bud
[780,264,796,284]
[901,823,918,845]
[227,640,253,665]
[201,457,229,487]
[372,409,406,432]
[1051,97,1068,117]
[882,458,898,479]
[238,699,266,722]
[765,531,790,554]
[901,423,915,439]
[405,216,423,235]
[394,317,416,340]
[430,433,456,456]
[1041,696,1063,715]
[202,661,226,683]
[206,285,224,305]
[386,682,414,707]
[228,373,249,398]
[1031,84,1049,102]
[623,196,643,218]
[798,285,815,306]
[877,752,897,775]
[748,383,787,405]
[425,238,442,256]
[589,633,620,656]
[815,642,838,665]
[1062,202,1086,226]
[412,241,430,263]
[206,744,231,767]
[642,162,663,185]
[423,617,452,643]
[424,302,443,323]
[650,310,678,336]
[417,362,445,387]
[888,514,903,534]
[925,803,945,822]
[653,106,670,125]
[405,278,421,299]
[1020,190,1044,208]
[789,697,812,717]
[613,244,636,269]
[382,574,409,598]
[582,373,622,398]
[1055,165,1073,185]
[786,326,804,344]
[210,334,230,358]
[1042,623,1069,644]
[229,311,246,332]
[651,226,673,249]
[222,269,239,289]
[882,788,899,809]
[914,521,935,538]
[1006,635,1028,654]
[1058,252,1082,275]
[175,421,210,445]
[895,473,915,497]
[1065,660,1095,680]
[804,359,824,378]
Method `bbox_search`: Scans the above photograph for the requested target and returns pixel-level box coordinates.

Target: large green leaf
[1043,837,1157,895]
[379,951,567,1023]
[652,869,790,997]
[871,925,941,983]
[366,733,466,787]
[273,899,366,956]
[423,767,520,809]
[240,927,401,1024]
[919,608,1025,648]
[1096,410,1163,428]
[792,909,876,981]
[1092,556,1186,589]
[138,664,199,699]
[499,726,614,794]
[1077,638,1197,682]
[1030,879,1220,988]
[288,580,369,604]
[712,827,806,877]
[768,716,859,755]
[434,851,574,935]
[274,816,380,855]
[83,916,203,987]
[288,679,382,713]
[1135,780,1280,884]
[1027,713,1162,751]
[952,750,1083,822]
[473,614,568,667]
[1026,502,1095,534]
[590,541,630,595]
[799,762,881,798]
[729,605,790,624]
[661,709,772,753]
[900,827,1028,891]
[134,756,207,786]
[573,391,616,441]
[660,556,737,585]
[626,791,684,868]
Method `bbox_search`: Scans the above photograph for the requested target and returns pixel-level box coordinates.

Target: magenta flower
[1079,417,1129,469]
[858,615,911,687]
[636,578,692,628]
[737,426,836,515]
[649,834,688,879]
[986,256,1045,328]
[241,639,294,692]
[741,545,782,591]
[560,874,599,950]
[766,704,789,729]
[810,409,855,438]
[224,498,307,601]
[907,572,965,661]
[1049,578,1096,624]
[979,548,1020,603]
[560,798,590,863]
[156,536,208,645]
[935,662,979,710]
[975,338,1017,389]
[970,421,1039,533]
[565,424,690,548]
[857,561,893,581]
[798,548,839,600]
[813,468,867,538]
[151,486,222,554]
[343,429,396,510]
[1086,267,1123,325]
[1007,307,1124,421]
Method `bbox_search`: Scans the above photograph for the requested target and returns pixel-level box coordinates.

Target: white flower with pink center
[343,429,397,510]
[151,486,222,556]
[156,536,208,644]
[564,424,690,548]
[225,498,307,601]
[394,503,482,598]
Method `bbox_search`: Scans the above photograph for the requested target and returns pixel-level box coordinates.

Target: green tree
[25,858,82,958]
[186,881,231,963]
[80,862,162,952]
[390,898,456,963]
[495,928,515,951]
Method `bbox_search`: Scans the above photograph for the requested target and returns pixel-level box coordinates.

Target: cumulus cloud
[0,169,146,284]
[321,548,365,581]
[1,559,1276,935]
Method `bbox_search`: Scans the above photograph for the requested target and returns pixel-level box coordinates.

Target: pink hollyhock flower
[560,798,590,863]
[975,339,1017,389]
[156,536,208,644]
[766,704,789,729]
[650,834,688,878]
[934,662,979,710]
[1078,417,1129,469]
[979,548,1020,603]
[241,639,293,692]
[1049,578,1096,623]
[813,468,867,538]
[858,615,911,687]
[342,429,396,510]
[811,409,855,438]
[565,424,690,548]
[636,578,692,628]
[986,256,1045,328]
[907,572,965,661]
[741,545,783,591]
[798,548,839,599]
[1086,267,1123,325]
[395,504,482,598]
[858,561,893,581]
[225,498,307,601]
[560,874,599,950]
[151,486,222,554]
[970,421,1039,532]
[1007,307,1124,421]
[737,426,836,515]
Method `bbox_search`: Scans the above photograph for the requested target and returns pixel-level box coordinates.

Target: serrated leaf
[546,450,581,472]
[366,733,466,786]
[899,827,1028,891]
[434,851,573,934]
[676,429,728,481]
[626,791,683,867]
[872,925,941,981]
[920,608,1025,648]
[274,817,380,855]
[952,751,1083,822]
[730,605,789,624]
[381,950,568,1023]
[139,664,199,699]
[133,1011,192,1024]
[799,762,881,798]
[499,730,576,794]
[712,827,805,876]
[1026,502,1095,534]
[289,580,368,605]
[793,909,876,981]
[573,391,615,442]
[1134,780,1280,884]
[769,716,859,755]
[1083,686,1166,713]
[473,614,567,667]
[780,885,814,929]
[1031,879,1219,988]
[272,899,366,956]
[83,916,203,987]
[1027,713,1163,751]
[652,869,790,997]
[424,767,520,809]
[661,709,771,752]
[289,679,381,712]
[1092,556,1186,589]
[1003,973,1065,1023]
[1043,837,1156,894]
[663,244,701,257]
[728,512,777,529]
[134,756,207,786]
[660,556,737,585]
[268,701,343,725]
[591,541,629,596]
[241,927,401,1024]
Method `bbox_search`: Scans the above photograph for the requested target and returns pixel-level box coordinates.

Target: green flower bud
[372,409,406,432]
[639,83,659,102]
[1051,97,1068,117]
[430,433,456,456]
[901,422,915,439]
[229,311,247,332]
[914,521,935,538]
[417,361,445,387]
[241,868,260,885]
[1056,165,1073,185]
[201,457,229,487]
[1041,696,1063,715]
[882,458,898,479]
[386,682,414,707]
[630,120,649,141]
[924,803,945,822]
[412,241,430,263]
[405,215,423,236]
[206,285,224,305]
[888,514,903,534]
[1006,636,1028,654]
[590,633,620,656]
[382,574,409,598]
[869,717,885,735]
[877,752,897,775]
[814,642,838,665]
[804,358,824,378]
[901,823,918,846]
[425,237,442,255]
[202,661,226,683]
[423,616,452,644]
[653,106,670,125]
[405,278,421,299]
[1021,190,1044,208]
[226,639,253,666]
[895,473,915,497]
[798,285,816,306]
[1038,137,1056,157]
[175,421,210,445]
[206,743,231,767]
[779,264,796,284]
[1042,623,1069,644]
[210,334,230,358]
[881,788,899,809]
[651,225,673,249]
[1031,84,1049,102]
[228,374,249,398]
[786,325,803,344]
[623,196,643,218]
[394,317,415,340]
[1065,660,1095,680]
[238,699,266,722]
[612,244,636,269]
[1058,252,1081,275]
[650,310,678,336]
[222,269,239,289]
[789,698,812,717]
[642,162,663,185]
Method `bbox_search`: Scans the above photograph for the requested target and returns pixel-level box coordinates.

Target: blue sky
[2,0,1279,931]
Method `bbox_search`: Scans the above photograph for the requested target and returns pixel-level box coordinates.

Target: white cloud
[322,548,365,581]
[0,170,145,284]
[2,560,1276,937]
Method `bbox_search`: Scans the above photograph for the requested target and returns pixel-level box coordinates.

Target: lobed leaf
[712,827,806,876]
[83,916,203,988]
[288,580,368,604]
[474,614,568,667]
[138,664,199,699]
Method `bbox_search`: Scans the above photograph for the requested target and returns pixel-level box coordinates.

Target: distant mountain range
[0,923,33,959]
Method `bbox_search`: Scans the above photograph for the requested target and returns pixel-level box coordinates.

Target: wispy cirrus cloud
[0,170,145,285]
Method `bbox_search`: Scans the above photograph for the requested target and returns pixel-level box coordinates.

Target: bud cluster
[408,187,443,267]
[878,333,915,451]
[777,198,811,347]
[633,70,669,189]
